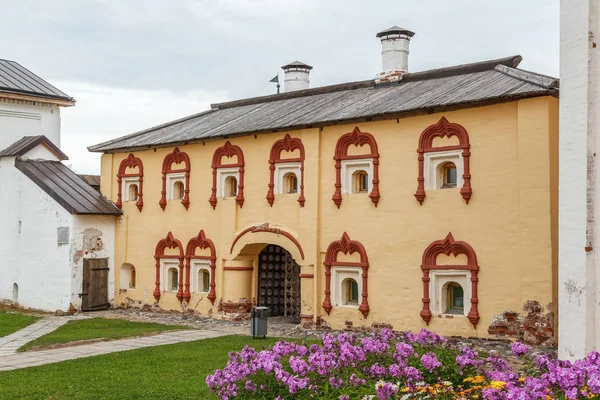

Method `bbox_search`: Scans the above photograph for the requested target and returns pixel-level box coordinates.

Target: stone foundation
[488,300,554,346]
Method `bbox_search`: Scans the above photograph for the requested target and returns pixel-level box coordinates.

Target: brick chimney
[282,61,313,92]
[375,26,415,84]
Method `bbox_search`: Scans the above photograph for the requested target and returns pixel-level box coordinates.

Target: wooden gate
[258,245,301,321]
[81,258,110,311]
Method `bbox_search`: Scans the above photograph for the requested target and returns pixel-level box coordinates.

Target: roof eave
[90,89,557,154]
[0,90,76,106]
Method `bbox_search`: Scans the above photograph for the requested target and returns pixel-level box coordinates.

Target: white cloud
[56,81,229,174]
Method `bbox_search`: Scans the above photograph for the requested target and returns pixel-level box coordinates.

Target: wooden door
[82,258,110,311]
[258,245,300,321]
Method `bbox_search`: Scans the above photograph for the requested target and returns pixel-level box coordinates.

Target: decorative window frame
[415,117,472,205]
[331,267,363,308]
[160,147,191,210]
[209,141,245,209]
[332,127,380,208]
[116,154,144,211]
[420,233,479,328]
[154,232,184,301]
[322,232,370,318]
[266,134,305,207]
[185,230,216,304]
[274,162,302,195]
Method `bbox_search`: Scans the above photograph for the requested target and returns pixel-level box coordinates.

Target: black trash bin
[251,306,269,338]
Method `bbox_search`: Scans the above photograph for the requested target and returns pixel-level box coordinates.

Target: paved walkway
[0,329,228,371]
[0,316,89,356]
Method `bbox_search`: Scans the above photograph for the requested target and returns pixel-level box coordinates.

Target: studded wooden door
[81,258,110,311]
[258,245,301,320]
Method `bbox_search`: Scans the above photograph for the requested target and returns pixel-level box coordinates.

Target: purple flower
[511,341,530,357]
[420,352,442,373]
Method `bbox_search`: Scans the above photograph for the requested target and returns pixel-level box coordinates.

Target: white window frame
[340,159,373,195]
[122,177,140,202]
[424,150,464,191]
[331,267,362,308]
[274,162,301,195]
[161,260,180,292]
[216,167,239,198]
[429,269,471,316]
[166,172,186,201]
[190,260,211,293]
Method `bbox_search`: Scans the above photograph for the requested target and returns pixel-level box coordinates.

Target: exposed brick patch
[488,300,554,346]
[216,298,253,321]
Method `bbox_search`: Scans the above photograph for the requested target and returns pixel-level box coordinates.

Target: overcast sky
[1,0,559,174]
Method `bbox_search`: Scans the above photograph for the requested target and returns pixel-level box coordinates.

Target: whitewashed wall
[0,97,61,151]
[70,215,116,309]
[0,156,73,311]
[559,0,600,359]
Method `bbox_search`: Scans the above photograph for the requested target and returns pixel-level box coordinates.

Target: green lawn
[0,335,296,400]
[0,310,40,338]
[18,318,190,352]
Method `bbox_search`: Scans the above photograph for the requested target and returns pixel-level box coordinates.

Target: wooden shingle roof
[89,55,558,153]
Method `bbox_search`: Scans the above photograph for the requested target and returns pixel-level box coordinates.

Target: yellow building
[90,27,559,342]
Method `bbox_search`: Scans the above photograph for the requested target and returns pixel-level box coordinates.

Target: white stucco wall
[559,0,600,359]
[0,156,73,311]
[70,215,116,309]
[0,97,61,151]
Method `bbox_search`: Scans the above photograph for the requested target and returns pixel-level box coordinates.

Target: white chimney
[375,26,415,84]
[282,61,313,92]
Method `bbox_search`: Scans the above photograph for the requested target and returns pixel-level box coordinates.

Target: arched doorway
[258,245,301,321]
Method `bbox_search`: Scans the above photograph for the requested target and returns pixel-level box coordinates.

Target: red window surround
[159,147,191,211]
[322,232,370,318]
[185,230,217,304]
[153,232,184,302]
[209,141,245,209]
[420,232,480,328]
[116,153,144,211]
[414,117,472,205]
[266,134,305,207]
[332,127,380,208]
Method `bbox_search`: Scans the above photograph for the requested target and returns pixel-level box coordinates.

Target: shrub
[206,329,600,399]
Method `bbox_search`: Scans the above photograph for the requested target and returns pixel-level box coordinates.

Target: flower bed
[206,329,600,399]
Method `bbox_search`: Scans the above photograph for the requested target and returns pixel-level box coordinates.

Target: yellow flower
[490,381,506,390]
[472,376,484,384]
[518,378,526,383]
[463,377,474,383]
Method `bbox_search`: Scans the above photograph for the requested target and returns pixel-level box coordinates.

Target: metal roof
[0,59,74,103]
[0,135,68,160]
[376,26,415,38]
[282,61,313,70]
[15,160,121,216]
[89,55,559,153]
[78,174,101,191]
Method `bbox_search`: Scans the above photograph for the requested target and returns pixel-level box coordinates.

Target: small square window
[216,168,240,198]
[191,261,211,293]
[162,261,180,292]
[441,163,457,189]
[429,270,470,316]
[284,172,298,194]
[274,162,301,195]
[332,268,362,307]
[424,150,463,191]
[122,177,140,202]
[341,159,373,195]
[166,173,186,201]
